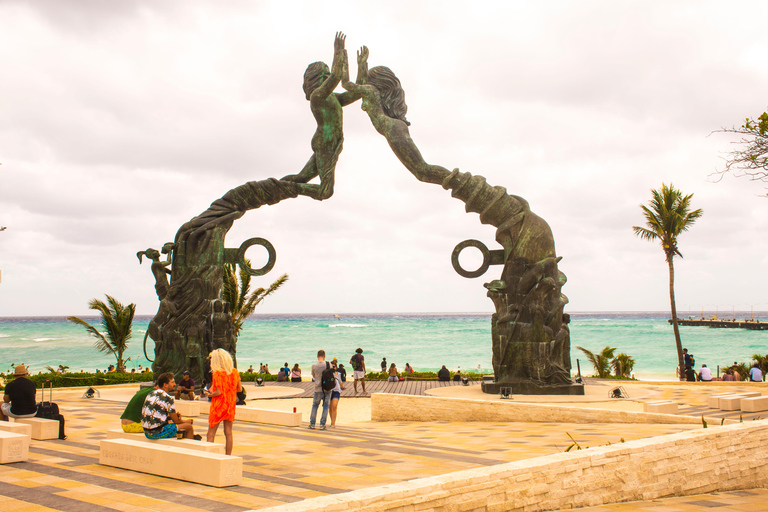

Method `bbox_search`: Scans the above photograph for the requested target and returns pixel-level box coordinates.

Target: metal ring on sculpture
[237,237,276,276]
[451,239,491,278]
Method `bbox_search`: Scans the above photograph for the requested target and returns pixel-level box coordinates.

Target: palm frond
[67,315,114,355]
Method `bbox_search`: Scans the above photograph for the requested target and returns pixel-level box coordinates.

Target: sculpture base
[482,381,585,396]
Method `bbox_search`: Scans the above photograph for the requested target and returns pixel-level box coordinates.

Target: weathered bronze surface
[141,36,580,395]
[341,48,581,395]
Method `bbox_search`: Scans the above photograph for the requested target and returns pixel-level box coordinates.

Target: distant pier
[669,318,768,330]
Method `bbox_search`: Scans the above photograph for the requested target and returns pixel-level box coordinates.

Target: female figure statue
[341,49,573,389]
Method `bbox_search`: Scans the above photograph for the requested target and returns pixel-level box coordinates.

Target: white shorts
[353,371,365,380]
[0,402,36,419]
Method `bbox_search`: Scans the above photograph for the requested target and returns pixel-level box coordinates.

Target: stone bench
[739,396,768,412]
[0,422,32,438]
[106,429,224,453]
[14,417,58,440]
[198,401,301,427]
[0,430,29,463]
[643,401,678,414]
[707,393,740,409]
[99,438,242,487]
[719,393,762,411]
[234,407,302,427]
[708,392,761,410]
[174,400,200,417]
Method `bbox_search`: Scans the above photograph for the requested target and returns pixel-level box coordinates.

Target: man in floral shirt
[141,372,196,440]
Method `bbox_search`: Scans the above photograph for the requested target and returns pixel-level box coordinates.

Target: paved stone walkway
[1,381,767,511]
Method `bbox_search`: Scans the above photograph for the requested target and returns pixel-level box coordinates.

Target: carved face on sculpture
[303,61,330,100]
[367,66,410,126]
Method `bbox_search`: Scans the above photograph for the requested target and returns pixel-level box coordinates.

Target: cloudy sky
[1,0,767,317]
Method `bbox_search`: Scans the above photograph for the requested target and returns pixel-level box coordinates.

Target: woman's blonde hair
[210,348,235,374]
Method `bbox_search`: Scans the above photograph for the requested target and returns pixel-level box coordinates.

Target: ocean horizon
[2,311,767,381]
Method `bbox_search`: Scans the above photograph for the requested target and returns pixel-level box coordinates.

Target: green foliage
[632,183,703,261]
[0,371,153,388]
[565,432,582,452]
[715,108,768,185]
[239,372,279,382]
[68,295,136,372]
[612,353,636,378]
[222,260,288,339]
[576,346,616,378]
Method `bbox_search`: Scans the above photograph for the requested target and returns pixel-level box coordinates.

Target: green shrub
[0,371,154,388]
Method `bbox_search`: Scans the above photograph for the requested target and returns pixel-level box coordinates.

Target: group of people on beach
[678,348,765,382]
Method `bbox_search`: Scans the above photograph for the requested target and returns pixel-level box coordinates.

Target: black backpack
[321,362,336,391]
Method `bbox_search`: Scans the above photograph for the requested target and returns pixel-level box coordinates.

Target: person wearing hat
[1,364,37,421]
[175,371,196,400]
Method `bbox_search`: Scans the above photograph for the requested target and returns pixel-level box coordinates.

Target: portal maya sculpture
[140,33,582,395]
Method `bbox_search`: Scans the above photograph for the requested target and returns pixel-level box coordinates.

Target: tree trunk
[667,256,685,381]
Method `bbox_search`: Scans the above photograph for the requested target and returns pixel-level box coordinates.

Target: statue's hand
[334,31,346,52]
[357,45,369,66]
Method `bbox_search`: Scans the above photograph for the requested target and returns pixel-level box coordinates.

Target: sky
[1,0,768,317]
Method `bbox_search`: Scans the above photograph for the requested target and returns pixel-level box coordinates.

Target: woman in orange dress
[206,349,242,455]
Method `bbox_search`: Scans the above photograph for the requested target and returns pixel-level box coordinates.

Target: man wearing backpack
[349,347,367,394]
[309,350,334,430]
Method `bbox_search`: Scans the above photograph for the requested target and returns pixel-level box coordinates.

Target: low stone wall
[256,421,768,512]
[371,393,702,424]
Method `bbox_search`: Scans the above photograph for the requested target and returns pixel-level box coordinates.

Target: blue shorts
[331,391,341,400]
[144,423,177,440]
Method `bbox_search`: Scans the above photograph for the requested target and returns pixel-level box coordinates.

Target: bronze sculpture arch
[141,34,583,395]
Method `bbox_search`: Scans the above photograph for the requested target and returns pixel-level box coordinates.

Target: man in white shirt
[698,364,712,382]
[749,365,764,382]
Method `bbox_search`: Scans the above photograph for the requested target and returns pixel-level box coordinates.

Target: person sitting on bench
[1,364,37,421]
[175,371,196,400]
[120,382,157,432]
[141,372,197,440]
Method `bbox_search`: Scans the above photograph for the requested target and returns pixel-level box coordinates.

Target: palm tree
[576,346,616,378]
[612,353,635,378]
[68,295,135,372]
[222,260,288,339]
[633,183,703,381]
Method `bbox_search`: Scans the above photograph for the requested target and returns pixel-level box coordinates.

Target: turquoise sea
[1,312,767,380]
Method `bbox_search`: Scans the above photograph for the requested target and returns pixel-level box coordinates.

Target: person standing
[309,350,332,430]
[380,357,387,372]
[1,364,37,421]
[337,363,347,382]
[349,348,366,393]
[206,348,241,455]
[329,365,345,428]
[141,372,196,440]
